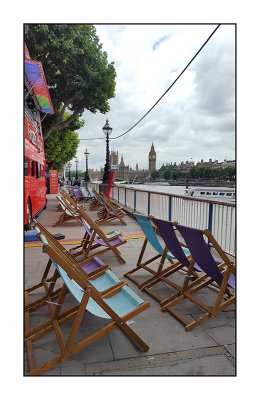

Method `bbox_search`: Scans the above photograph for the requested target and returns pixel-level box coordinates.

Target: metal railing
[109,185,236,257]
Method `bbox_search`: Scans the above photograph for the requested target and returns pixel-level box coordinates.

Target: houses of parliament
[89,143,156,181]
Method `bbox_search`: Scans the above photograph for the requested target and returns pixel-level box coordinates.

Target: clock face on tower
[152,155,155,160]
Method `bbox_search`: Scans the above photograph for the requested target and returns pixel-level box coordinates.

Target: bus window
[226,193,232,196]
[24,157,28,176]
[36,162,41,179]
[30,160,35,177]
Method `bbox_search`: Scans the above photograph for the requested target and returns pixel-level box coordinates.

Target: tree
[44,110,84,170]
[172,170,183,180]
[151,170,159,180]
[163,169,171,180]
[25,24,116,140]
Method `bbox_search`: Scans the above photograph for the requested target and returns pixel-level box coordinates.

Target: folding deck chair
[53,195,83,227]
[124,214,191,297]
[160,223,236,331]
[79,186,93,201]
[93,189,127,226]
[70,205,127,264]
[25,219,107,315]
[25,225,150,375]
[88,187,104,211]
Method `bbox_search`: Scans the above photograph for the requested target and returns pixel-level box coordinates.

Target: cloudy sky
[73,24,235,172]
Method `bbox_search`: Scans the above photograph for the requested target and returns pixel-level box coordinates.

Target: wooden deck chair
[25,227,150,375]
[79,186,93,201]
[88,187,104,211]
[124,214,190,292]
[93,190,127,226]
[53,195,83,227]
[133,217,204,306]
[70,205,127,264]
[25,219,107,315]
[161,223,236,331]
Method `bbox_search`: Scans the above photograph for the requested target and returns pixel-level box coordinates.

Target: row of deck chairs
[124,214,236,332]
[25,188,235,374]
[55,185,127,227]
[24,218,150,375]
[55,191,128,264]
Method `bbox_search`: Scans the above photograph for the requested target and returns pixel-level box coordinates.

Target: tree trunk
[43,104,83,141]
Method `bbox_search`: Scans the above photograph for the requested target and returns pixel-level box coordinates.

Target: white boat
[184,187,236,202]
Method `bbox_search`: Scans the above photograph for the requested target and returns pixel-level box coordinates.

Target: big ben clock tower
[149,143,156,171]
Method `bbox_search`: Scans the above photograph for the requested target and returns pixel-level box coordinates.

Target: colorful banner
[49,170,58,194]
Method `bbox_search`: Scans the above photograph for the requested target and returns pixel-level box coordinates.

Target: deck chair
[25,219,107,315]
[124,214,191,293]
[88,187,104,211]
[93,190,127,226]
[79,186,93,201]
[53,195,83,227]
[134,217,204,306]
[70,205,127,264]
[72,186,86,202]
[161,223,236,331]
[25,227,150,375]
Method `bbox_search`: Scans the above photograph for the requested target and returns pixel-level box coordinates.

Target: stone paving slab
[24,193,236,376]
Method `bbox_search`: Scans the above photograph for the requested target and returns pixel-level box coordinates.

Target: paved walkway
[24,194,235,376]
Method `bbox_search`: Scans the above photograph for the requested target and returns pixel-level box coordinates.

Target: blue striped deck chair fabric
[80,186,92,200]
[53,195,82,227]
[88,187,104,211]
[94,190,127,226]
[24,226,150,375]
[161,223,236,331]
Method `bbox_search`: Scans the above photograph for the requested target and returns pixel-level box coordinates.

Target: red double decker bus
[24,44,54,230]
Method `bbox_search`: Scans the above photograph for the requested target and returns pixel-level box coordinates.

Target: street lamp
[75,158,79,180]
[84,148,90,183]
[102,119,112,183]
[68,161,72,184]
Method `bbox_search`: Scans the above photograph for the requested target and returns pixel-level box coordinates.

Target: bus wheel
[25,200,32,231]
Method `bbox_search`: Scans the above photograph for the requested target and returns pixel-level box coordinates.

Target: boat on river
[184,187,235,202]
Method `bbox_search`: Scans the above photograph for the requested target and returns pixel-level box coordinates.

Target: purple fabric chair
[160,223,236,330]
[176,224,235,289]
[72,206,127,264]
[125,215,192,305]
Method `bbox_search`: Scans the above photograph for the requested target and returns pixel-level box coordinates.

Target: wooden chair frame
[124,216,193,305]
[93,189,127,226]
[25,226,150,375]
[71,205,127,264]
[161,225,236,331]
[53,195,83,227]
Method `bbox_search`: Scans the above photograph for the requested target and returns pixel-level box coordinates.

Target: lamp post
[102,119,112,183]
[84,148,90,183]
[75,158,79,180]
[68,161,72,184]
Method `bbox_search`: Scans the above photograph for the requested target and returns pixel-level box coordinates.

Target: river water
[115,183,235,203]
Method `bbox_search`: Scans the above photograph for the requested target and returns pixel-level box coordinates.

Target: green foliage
[163,169,171,180]
[45,110,83,169]
[25,24,116,140]
[151,170,159,180]
[171,170,182,180]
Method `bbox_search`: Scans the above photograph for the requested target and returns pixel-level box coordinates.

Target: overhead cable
[62,23,221,142]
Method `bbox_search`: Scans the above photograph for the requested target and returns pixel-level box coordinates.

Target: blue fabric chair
[24,222,150,375]
[124,214,190,298]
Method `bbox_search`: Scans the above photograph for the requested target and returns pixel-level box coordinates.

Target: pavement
[24,193,236,376]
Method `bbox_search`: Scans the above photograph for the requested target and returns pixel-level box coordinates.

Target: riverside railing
[92,183,236,257]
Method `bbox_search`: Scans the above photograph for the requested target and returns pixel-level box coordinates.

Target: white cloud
[73,24,235,172]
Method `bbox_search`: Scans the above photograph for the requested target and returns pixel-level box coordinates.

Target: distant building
[148,143,156,171]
